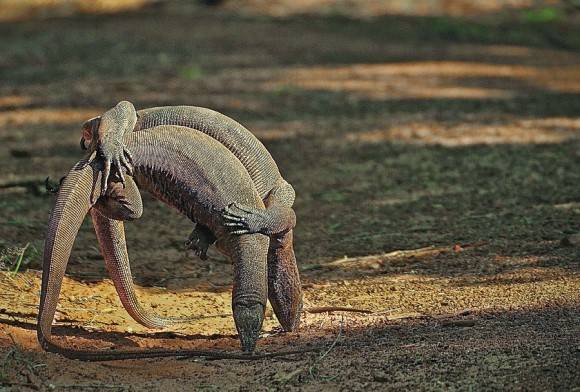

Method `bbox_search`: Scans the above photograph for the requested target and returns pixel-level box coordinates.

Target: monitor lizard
[39,124,302,360]
[81,102,301,333]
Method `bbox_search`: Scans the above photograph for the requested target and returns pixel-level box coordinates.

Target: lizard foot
[92,145,134,196]
[185,226,215,260]
[223,203,269,235]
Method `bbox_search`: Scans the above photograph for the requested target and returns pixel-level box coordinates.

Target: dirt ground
[0,1,579,391]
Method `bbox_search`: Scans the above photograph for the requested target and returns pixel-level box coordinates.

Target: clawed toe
[222,203,267,235]
[185,226,216,260]
[45,177,64,194]
[185,240,208,260]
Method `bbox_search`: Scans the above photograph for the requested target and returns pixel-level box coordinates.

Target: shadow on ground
[0,1,579,390]
[0,304,577,390]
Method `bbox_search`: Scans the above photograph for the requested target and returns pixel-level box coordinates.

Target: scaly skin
[83,102,302,332]
[38,159,264,360]
[82,102,297,237]
[39,125,291,360]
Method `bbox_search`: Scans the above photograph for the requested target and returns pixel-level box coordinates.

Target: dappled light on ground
[0,0,579,390]
[0,0,152,21]
[0,95,33,109]
[0,108,100,127]
[345,116,580,145]
[264,62,580,100]
[225,0,539,17]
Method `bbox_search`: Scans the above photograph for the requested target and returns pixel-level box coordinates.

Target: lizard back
[125,125,264,236]
[135,106,282,199]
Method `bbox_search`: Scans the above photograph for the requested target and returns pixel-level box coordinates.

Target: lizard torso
[38,125,274,360]
[83,102,296,237]
[134,106,283,199]
[127,125,264,238]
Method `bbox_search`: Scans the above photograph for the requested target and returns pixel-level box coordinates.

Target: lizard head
[80,116,100,150]
[80,101,137,151]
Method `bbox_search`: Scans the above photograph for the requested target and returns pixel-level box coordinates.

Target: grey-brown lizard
[39,124,302,360]
[82,102,297,240]
[81,101,302,333]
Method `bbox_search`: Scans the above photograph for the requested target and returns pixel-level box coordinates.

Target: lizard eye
[80,137,88,150]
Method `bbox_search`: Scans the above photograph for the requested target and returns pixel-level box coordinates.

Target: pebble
[373,371,389,382]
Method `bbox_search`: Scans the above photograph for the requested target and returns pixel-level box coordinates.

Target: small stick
[308,317,344,379]
[177,346,320,361]
[305,306,372,314]
[53,384,129,390]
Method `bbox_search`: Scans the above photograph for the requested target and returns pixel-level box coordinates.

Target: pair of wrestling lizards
[38,101,303,360]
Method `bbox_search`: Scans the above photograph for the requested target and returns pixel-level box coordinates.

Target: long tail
[37,158,101,355]
[91,209,199,329]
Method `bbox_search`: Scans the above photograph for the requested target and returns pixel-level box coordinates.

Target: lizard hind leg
[185,224,216,260]
[267,229,302,331]
[90,176,199,329]
[91,210,203,329]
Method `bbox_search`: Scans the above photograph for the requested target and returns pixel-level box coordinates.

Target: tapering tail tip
[273,298,302,332]
[233,303,265,352]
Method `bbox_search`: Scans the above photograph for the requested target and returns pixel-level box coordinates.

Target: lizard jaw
[233,303,265,352]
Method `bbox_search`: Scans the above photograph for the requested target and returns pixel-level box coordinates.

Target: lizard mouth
[233,303,265,352]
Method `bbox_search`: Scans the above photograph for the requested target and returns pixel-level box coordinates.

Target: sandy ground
[0,1,579,390]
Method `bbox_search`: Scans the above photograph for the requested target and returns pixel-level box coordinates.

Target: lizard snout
[233,303,264,353]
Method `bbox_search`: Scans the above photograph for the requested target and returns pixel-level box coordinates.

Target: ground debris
[305,306,372,314]
[373,370,390,383]
[310,242,489,271]
[561,233,580,247]
[439,319,477,328]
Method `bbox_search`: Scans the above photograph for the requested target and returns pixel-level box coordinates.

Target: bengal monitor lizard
[39,122,302,360]
[81,102,301,334]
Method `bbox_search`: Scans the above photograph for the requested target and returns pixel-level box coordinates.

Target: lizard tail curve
[37,159,184,357]
[37,159,277,361]
[91,209,199,329]
[37,158,100,353]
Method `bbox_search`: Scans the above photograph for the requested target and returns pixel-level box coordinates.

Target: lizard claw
[185,226,215,261]
[100,158,111,196]
[45,176,65,194]
[185,238,208,260]
[222,203,269,235]
[93,142,134,196]
[122,148,134,175]
[112,157,125,188]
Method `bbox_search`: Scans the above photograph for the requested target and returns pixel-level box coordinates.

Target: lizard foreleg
[185,224,216,260]
[223,180,296,236]
[81,101,136,195]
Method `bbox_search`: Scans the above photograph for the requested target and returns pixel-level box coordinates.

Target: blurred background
[0,0,578,390]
